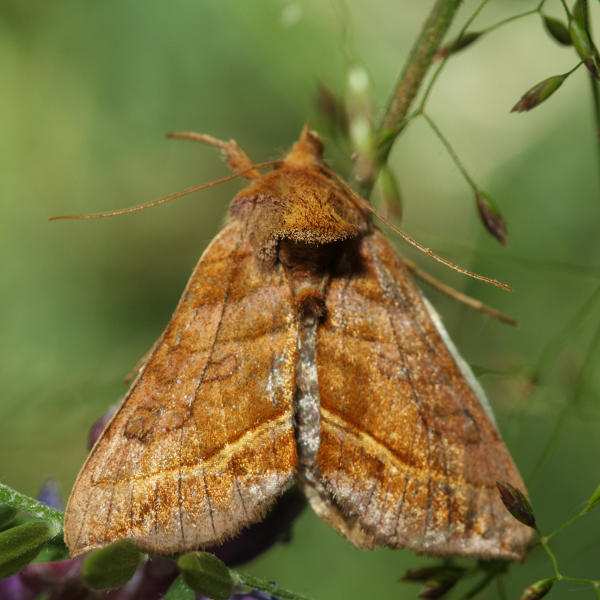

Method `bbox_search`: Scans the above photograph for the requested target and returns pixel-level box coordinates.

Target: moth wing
[65,220,298,557]
[311,230,533,560]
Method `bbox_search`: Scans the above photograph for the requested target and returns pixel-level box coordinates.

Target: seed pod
[511,74,567,112]
[542,16,572,46]
[496,481,536,528]
[475,191,507,246]
[520,578,554,600]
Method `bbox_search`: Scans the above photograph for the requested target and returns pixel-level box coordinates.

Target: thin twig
[422,112,477,190]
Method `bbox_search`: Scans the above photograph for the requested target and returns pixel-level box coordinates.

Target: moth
[64,127,533,561]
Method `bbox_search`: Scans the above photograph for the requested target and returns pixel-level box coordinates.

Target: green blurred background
[1,1,599,598]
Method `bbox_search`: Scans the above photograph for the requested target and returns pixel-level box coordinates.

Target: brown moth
[64,127,533,561]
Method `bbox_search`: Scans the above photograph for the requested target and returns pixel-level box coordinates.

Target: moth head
[283,124,324,169]
[228,126,370,266]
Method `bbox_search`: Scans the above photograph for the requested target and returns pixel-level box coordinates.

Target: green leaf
[474,190,507,246]
[0,504,17,530]
[0,520,54,579]
[33,536,70,563]
[584,483,600,513]
[82,539,143,590]
[164,575,195,600]
[542,16,572,46]
[178,552,233,600]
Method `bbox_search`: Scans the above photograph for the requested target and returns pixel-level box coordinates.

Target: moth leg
[402,257,516,326]
[167,132,261,179]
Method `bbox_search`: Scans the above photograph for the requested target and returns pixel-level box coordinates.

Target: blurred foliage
[1,1,599,598]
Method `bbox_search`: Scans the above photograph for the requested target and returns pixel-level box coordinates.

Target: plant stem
[545,509,586,542]
[359,0,464,195]
[422,112,477,189]
[0,483,64,534]
[380,0,463,133]
[538,534,561,578]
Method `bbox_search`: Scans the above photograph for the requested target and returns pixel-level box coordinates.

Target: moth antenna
[319,164,512,292]
[167,132,261,179]
[403,257,517,325]
[49,160,279,221]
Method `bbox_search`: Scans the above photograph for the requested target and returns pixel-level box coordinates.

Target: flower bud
[542,16,572,46]
[475,191,507,246]
[496,481,536,528]
[520,578,554,600]
[511,74,567,112]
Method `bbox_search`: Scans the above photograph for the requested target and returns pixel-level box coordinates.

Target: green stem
[538,534,561,578]
[380,0,464,132]
[481,8,539,37]
[359,0,464,195]
[0,483,64,534]
[422,112,477,189]
[545,510,586,542]
[538,529,600,595]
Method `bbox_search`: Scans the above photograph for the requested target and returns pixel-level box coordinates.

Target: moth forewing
[65,126,533,562]
[307,231,532,560]
[64,221,299,557]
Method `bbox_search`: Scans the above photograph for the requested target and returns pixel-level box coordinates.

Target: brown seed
[64,126,533,561]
